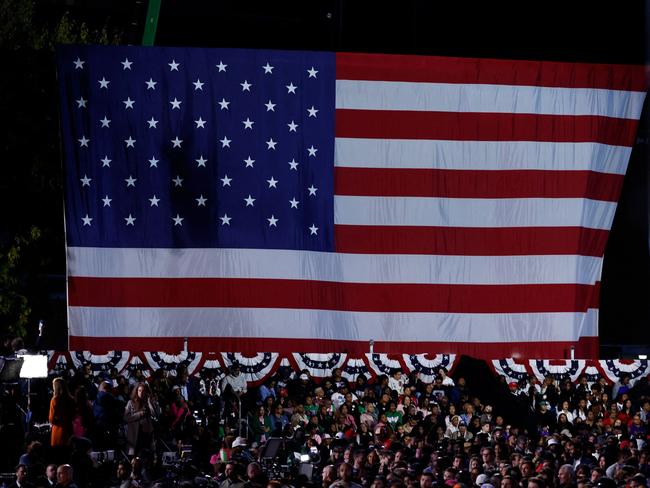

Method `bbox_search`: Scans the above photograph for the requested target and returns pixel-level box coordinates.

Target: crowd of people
[0,351,649,488]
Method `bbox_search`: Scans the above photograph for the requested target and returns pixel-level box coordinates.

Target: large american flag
[58,46,646,358]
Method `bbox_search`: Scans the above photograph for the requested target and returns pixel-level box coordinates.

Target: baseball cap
[232,436,248,448]
[476,474,489,486]
[300,373,309,380]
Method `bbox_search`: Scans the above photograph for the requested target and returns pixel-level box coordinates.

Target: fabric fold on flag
[57,46,646,358]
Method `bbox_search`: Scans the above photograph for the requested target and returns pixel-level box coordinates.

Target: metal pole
[142,0,162,46]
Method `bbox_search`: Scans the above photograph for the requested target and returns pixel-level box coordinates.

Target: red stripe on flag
[335,225,610,256]
[335,109,639,146]
[69,277,599,313]
[334,168,624,201]
[336,52,647,92]
[68,335,600,359]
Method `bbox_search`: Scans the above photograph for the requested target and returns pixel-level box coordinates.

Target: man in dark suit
[9,464,33,488]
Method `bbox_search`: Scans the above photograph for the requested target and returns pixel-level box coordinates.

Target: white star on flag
[262,62,274,74]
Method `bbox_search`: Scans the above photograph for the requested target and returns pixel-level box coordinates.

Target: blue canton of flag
[58,46,335,252]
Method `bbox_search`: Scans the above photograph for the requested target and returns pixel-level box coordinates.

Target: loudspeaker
[298,463,313,480]
[0,357,23,383]
[260,437,283,459]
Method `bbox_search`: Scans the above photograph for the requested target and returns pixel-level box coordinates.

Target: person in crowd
[123,382,159,456]
[113,461,136,488]
[49,378,75,449]
[9,464,33,488]
[220,462,244,488]
[45,465,57,487]
[55,465,77,488]
[72,386,94,439]
[93,381,119,448]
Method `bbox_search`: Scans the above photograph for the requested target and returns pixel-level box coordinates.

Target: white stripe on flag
[334,196,617,230]
[334,138,632,174]
[68,307,598,343]
[336,80,646,119]
[67,247,603,285]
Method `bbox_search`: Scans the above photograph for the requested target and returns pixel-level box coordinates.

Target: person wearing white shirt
[388,370,405,395]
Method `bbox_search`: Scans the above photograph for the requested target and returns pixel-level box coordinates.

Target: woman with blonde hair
[49,377,75,447]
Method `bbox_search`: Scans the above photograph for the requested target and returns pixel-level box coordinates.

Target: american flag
[58,46,646,358]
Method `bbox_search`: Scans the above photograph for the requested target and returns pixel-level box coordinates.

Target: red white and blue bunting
[402,354,457,383]
[529,360,586,383]
[490,359,530,384]
[43,353,647,387]
[144,351,202,376]
[221,353,280,386]
[599,359,649,384]
[291,353,347,378]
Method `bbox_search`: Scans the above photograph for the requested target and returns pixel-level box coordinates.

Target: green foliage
[0,227,42,337]
[0,0,123,340]
[0,0,122,50]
